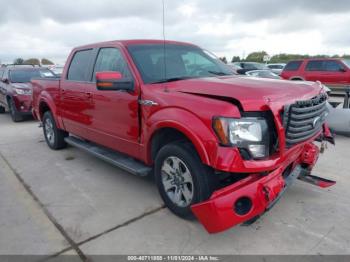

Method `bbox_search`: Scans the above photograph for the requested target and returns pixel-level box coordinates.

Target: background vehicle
[227,63,242,74]
[0,67,56,122]
[267,63,286,75]
[326,88,350,136]
[245,70,281,79]
[233,62,270,75]
[32,39,334,233]
[281,58,350,95]
[47,65,64,77]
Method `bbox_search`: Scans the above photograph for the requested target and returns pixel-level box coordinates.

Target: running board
[64,136,152,177]
[298,173,336,188]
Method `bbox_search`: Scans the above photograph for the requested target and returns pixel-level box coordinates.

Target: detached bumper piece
[191,163,335,234]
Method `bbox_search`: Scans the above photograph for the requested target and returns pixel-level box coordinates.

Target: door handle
[86,92,92,98]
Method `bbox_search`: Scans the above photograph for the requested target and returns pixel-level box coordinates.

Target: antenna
[162,0,167,81]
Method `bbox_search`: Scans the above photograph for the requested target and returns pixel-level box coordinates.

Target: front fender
[144,107,218,165]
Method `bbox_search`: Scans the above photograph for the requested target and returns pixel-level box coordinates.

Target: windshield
[9,69,56,83]
[342,59,350,68]
[127,44,233,84]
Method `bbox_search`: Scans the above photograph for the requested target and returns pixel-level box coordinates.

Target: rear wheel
[0,105,5,114]
[43,111,68,150]
[155,142,214,219]
[8,99,23,122]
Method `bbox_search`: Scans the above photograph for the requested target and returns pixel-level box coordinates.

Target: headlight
[14,88,32,95]
[213,117,269,159]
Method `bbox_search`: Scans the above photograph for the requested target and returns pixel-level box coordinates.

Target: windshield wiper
[151,76,194,84]
[207,70,231,76]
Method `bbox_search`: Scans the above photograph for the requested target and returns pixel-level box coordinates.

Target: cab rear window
[284,61,302,71]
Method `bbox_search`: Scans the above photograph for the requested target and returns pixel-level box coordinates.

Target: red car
[0,67,56,122]
[281,58,350,94]
[32,39,335,233]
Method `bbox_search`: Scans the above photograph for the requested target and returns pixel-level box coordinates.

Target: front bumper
[191,142,335,233]
[12,95,32,114]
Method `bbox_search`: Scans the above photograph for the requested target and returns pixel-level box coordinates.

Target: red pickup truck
[32,39,335,233]
[281,58,350,94]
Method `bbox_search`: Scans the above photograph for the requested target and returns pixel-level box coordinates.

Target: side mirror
[2,78,9,84]
[339,68,346,72]
[96,71,134,91]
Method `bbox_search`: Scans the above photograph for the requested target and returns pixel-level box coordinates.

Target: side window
[67,49,94,81]
[284,61,302,71]
[305,61,323,71]
[93,48,132,81]
[324,61,344,71]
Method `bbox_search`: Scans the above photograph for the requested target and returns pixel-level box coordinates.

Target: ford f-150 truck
[32,40,335,233]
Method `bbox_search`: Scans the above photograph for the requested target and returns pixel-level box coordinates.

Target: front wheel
[42,111,68,150]
[155,142,214,219]
[8,99,23,122]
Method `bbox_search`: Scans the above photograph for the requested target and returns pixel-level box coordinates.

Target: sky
[0,0,350,64]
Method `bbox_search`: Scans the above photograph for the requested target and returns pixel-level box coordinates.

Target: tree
[41,58,54,65]
[245,51,268,63]
[231,56,241,63]
[24,58,40,66]
[219,56,227,64]
[14,58,24,65]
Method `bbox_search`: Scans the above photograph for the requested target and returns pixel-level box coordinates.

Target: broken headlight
[213,117,269,159]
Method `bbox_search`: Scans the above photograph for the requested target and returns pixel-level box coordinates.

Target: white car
[267,63,286,75]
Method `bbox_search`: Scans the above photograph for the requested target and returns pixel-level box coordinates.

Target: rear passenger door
[304,60,324,82]
[60,48,97,138]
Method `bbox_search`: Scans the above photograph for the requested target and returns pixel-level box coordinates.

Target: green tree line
[219,51,350,64]
[13,57,54,66]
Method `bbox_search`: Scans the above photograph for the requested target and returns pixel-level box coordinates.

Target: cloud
[0,0,349,63]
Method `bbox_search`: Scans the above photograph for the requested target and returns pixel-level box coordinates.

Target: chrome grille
[283,93,328,146]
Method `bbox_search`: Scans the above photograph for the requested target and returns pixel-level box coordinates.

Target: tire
[42,111,68,150]
[155,142,214,219]
[8,99,23,122]
[0,106,5,114]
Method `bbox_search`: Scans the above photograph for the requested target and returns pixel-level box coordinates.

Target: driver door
[88,47,140,157]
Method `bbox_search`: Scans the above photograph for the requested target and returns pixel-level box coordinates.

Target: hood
[11,83,32,89]
[168,76,323,111]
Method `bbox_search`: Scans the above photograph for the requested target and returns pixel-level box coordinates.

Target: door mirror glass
[96,71,134,91]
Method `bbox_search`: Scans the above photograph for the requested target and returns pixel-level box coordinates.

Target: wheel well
[39,102,51,119]
[290,77,303,81]
[150,128,193,161]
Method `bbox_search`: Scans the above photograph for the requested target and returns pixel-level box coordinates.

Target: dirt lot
[0,112,350,260]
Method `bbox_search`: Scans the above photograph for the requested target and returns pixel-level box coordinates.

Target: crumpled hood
[169,76,323,111]
[12,83,32,89]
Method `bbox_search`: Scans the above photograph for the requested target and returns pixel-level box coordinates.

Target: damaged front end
[192,93,336,233]
[191,140,335,233]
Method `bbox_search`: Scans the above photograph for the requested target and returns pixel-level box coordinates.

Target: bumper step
[64,136,152,177]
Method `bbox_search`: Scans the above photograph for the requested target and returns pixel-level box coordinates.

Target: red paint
[31,40,334,233]
[96,71,123,81]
